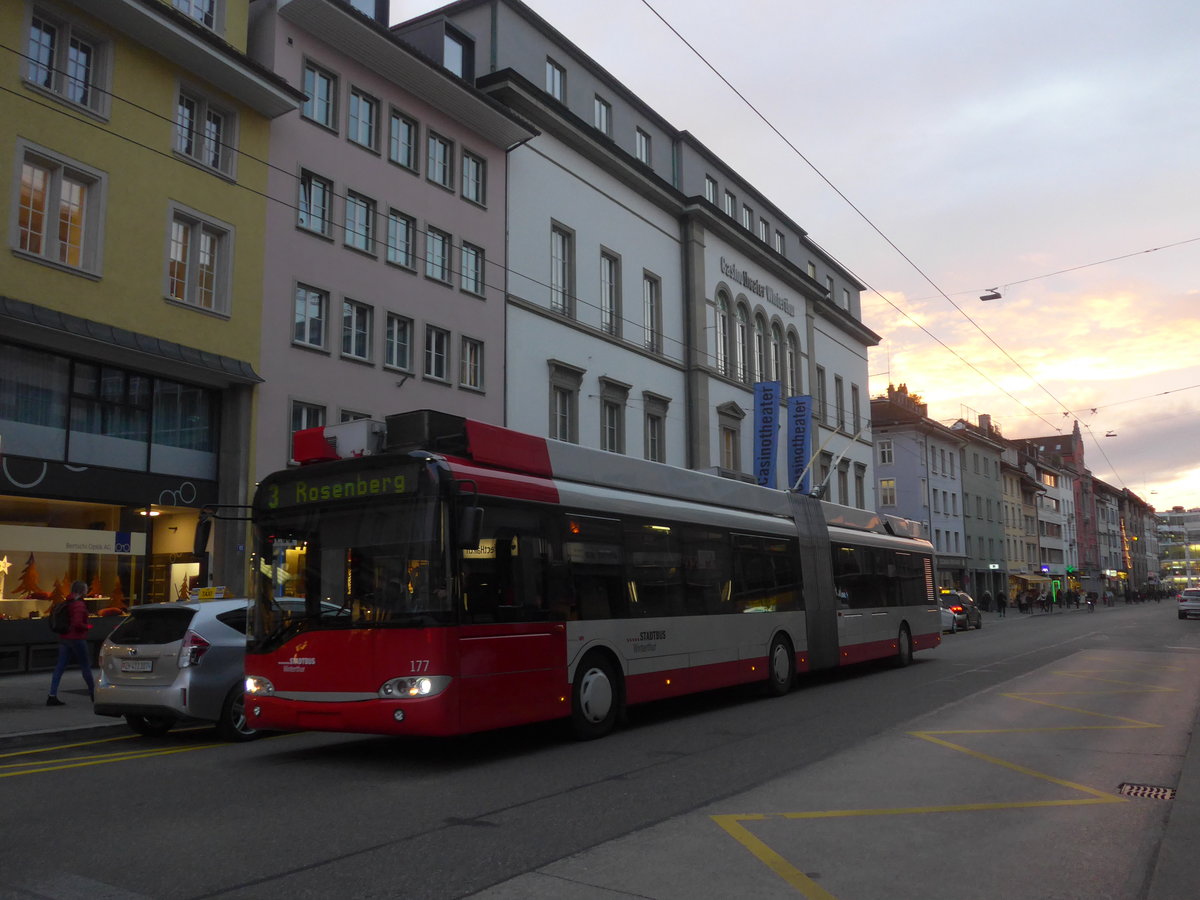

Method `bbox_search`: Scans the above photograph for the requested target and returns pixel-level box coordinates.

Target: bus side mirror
[458,506,483,550]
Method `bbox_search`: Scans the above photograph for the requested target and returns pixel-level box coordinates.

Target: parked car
[939,597,960,633]
[956,591,983,629]
[94,598,257,741]
[1178,588,1200,620]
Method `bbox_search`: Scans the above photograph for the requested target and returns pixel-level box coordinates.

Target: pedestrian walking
[996,591,1007,617]
[981,590,993,613]
[46,580,95,707]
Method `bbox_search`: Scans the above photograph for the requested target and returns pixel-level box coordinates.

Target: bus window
[563,515,626,620]
[625,520,683,617]
[461,506,550,623]
[832,545,886,609]
[732,534,802,613]
[680,526,731,615]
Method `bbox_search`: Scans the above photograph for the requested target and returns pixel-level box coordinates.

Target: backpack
[49,601,72,635]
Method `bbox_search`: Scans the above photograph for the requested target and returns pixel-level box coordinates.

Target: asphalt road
[2,601,1196,899]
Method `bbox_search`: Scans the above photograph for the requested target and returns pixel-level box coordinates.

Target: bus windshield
[251,470,451,646]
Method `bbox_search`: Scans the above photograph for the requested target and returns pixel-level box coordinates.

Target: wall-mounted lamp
[979,290,1002,302]
[138,509,161,517]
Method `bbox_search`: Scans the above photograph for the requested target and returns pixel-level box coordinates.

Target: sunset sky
[395,0,1200,510]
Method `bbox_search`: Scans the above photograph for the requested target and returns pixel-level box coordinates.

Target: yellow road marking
[0,743,219,778]
[712,656,1187,896]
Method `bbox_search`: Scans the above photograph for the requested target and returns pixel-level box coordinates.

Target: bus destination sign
[264,471,409,509]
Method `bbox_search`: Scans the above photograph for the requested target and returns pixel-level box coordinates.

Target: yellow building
[0,0,300,669]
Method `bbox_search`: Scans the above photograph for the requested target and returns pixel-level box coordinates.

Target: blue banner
[753,381,780,488]
[787,395,813,492]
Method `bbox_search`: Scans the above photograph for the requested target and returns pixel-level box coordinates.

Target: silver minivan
[94,598,257,741]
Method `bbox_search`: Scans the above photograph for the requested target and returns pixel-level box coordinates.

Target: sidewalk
[0,667,126,747]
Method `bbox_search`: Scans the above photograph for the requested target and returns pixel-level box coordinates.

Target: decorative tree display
[15,553,43,598]
[109,578,127,609]
[90,575,103,597]
[48,580,66,604]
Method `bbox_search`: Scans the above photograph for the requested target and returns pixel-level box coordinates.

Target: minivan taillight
[179,631,211,668]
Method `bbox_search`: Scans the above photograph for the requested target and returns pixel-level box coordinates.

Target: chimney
[979,413,991,434]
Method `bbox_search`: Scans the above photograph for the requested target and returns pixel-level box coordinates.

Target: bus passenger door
[458,530,566,731]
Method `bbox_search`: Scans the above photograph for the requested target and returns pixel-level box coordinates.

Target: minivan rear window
[108,608,196,645]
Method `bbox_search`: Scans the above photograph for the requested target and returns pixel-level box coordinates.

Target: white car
[1178,588,1200,620]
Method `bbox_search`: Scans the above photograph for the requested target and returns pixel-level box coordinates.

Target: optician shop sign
[0,524,146,556]
[720,257,795,316]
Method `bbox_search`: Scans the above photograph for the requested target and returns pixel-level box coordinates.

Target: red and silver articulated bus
[244,410,939,739]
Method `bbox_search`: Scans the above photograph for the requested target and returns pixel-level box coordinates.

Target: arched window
[735,304,749,382]
[786,332,799,396]
[714,293,729,376]
[753,314,767,383]
[770,323,783,384]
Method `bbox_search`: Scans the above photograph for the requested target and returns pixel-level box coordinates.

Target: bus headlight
[245,675,275,695]
[379,675,451,699]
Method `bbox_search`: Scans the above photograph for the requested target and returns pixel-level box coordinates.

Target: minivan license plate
[120,659,153,672]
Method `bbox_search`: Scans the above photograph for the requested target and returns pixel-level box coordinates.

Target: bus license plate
[120,659,154,673]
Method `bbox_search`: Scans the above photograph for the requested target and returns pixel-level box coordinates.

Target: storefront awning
[1016,574,1052,583]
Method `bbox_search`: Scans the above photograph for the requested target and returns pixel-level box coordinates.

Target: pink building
[248,0,533,480]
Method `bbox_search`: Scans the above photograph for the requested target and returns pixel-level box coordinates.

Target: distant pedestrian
[996,591,1007,617]
[981,590,993,612]
[46,580,94,707]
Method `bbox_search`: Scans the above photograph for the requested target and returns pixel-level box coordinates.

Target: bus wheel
[765,633,795,696]
[571,652,620,740]
[894,625,913,668]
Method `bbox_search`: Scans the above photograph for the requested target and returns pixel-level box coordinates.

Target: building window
[717,402,744,473]
[600,251,620,336]
[741,204,753,230]
[443,30,468,78]
[826,275,835,298]
[599,378,629,454]
[837,464,849,505]
[723,190,736,217]
[546,58,565,100]
[704,175,718,204]
[854,464,866,509]
[594,96,611,135]
[348,87,378,150]
[879,478,896,506]
[815,366,828,422]
[774,230,785,254]
[175,88,232,174]
[167,208,230,313]
[635,128,651,164]
[460,337,484,390]
[734,305,749,382]
[548,360,584,443]
[302,62,336,130]
[642,272,661,353]
[842,288,851,310]
[388,110,419,171]
[753,314,767,382]
[851,384,861,435]
[424,226,451,282]
[807,261,816,278]
[341,299,371,361]
[713,293,730,377]
[878,439,893,465]
[16,146,103,274]
[720,426,739,471]
[460,242,484,296]
[785,332,799,395]
[550,225,574,316]
[427,133,453,189]
[384,313,412,370]
[644,393,669,463]
[174,1,219,30]
[25,9,109,115]
[461,151,486,204]
[758,218,769,242]
[341,409,370,423]
[770,324,783,383]
[343,191,375,254]
[385,209,415,268]
[293,284,326,349]
[297,170,332,235]
[834,375,845,430]
[424,326,450,380]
